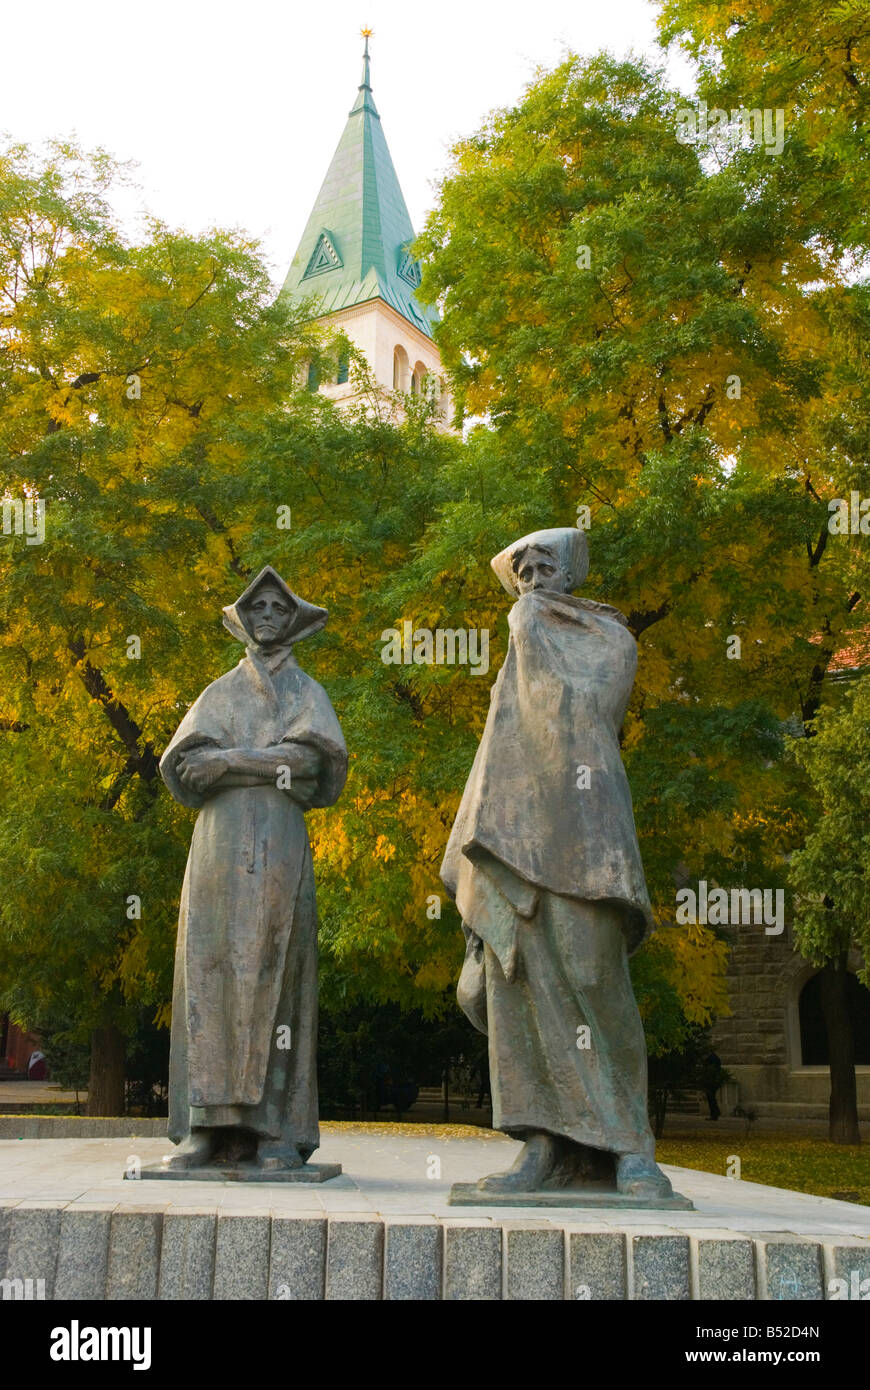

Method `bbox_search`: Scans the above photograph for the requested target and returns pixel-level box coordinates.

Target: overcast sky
[3,0,694,288]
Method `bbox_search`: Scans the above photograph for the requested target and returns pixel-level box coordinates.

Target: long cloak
[441,587,655,1156]
[160,570,346,1151]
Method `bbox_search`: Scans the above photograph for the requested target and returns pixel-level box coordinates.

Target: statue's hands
[176,747,229,794]
[281,742,321,779]
[283,775,317,810]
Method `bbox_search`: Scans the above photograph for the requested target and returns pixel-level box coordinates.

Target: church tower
[280,33,451,422]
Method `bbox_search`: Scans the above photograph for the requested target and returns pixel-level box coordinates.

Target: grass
[321,1120,505,1140]
[0,1104,83,1116]
[656,1132,870,1206]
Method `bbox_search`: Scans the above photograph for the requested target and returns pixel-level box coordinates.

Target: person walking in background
[27,1049,47,1080]
[702,1049,724,1121]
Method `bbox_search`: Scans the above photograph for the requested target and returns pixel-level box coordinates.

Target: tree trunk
[87,1025,126,1116]
[651,1089,667,1139]
[821,956,860,1145]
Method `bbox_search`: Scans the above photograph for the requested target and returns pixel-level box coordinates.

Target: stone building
[279,34,451,423]
[711,660,870,1121]
[711,926,870,1122]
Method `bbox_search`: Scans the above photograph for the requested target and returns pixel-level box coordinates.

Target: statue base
[448,1182,694,1209]
[134,1162,342,1184]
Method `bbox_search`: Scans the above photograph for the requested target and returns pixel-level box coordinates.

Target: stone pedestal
[133,1162,342,1184]
[4,1132,868,1300]
[448,1183,693,1210]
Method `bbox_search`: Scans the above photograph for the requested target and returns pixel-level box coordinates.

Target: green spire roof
[279,35,437,338]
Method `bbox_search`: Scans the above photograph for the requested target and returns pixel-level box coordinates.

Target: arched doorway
[798,970,870,1064]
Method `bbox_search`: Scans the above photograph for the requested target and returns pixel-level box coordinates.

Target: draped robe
[441,588,656,1158]
[160,640,346,1154]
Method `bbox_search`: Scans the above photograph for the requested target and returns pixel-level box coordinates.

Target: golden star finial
[361,26,373,38]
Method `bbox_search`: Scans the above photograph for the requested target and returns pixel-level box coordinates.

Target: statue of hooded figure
[159,566,347,1172]
[441,528,672,1199]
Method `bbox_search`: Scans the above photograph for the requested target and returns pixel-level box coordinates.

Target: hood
[222,564,329,654]
[491,527,590,598]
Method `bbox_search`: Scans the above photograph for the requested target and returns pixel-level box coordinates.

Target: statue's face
[246,586,294,646]
[514,546,572,596]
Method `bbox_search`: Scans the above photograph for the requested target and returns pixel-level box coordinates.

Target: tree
[657,0,870,250]
[788,674,870,1144]
[647,1026,734,1138]
[416,50,870,1059]
[0,117,772,1118]
[0,139,473,1109]
[0,139,318,1111]
[657,0,870,1138]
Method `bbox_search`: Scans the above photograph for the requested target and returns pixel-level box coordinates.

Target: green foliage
[0,138,468,1064]
[34,1019,90,1095]
[0,138,316,1048]
[788,675,870,980]
[6,14,868,1088]
[656,0,870,250]
[317,999,486,1117]
[415,44,870,1044]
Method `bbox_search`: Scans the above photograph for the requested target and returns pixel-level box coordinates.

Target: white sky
[2,0,694,290]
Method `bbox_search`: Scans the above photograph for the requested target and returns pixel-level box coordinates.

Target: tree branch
[657,392,673,444]
[193,503,250,579]
[627,600,671,637]
[68,638,160,781]
[807,526,828,567]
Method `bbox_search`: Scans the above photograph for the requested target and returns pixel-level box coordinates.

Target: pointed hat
[222,565,329,648]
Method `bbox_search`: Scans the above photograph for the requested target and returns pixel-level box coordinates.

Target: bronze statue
[159,566,346,1174]
[442,528,675,1201]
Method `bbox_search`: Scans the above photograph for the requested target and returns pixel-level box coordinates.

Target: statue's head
[222,565,329,652]
[243,584,296,648]
[511,544,572,596]
[491,527,589,599]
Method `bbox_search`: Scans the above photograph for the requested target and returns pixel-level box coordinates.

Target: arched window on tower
[393,345,410,391]
[798,970,870,1064]
[336,351,349,385]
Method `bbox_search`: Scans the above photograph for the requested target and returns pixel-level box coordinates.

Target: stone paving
[0,1131,867,1235]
